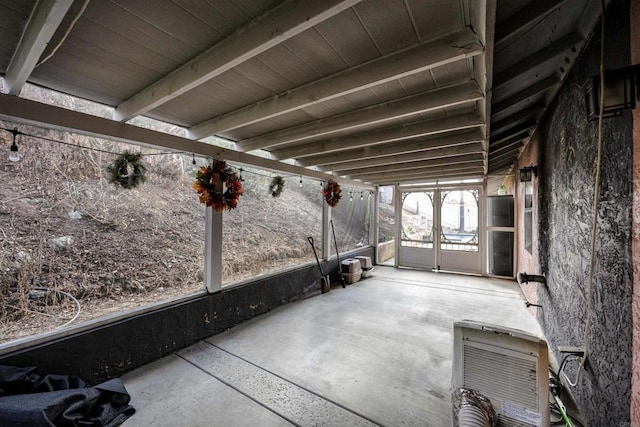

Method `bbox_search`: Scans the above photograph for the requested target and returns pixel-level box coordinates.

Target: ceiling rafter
[490,120,535,146]
[488,145,524,164]
[272,112,483,160]
[489,135,528,157]
[325,149,484,174]
[299,129,484,167]
[114,0,363,121]
[333,153,483,176]
[236,81,483,152]
[492,74,560,115]
[368,168,484,185]
[188,27,484,139]
[346,159,485,179]
[494,0,567,49]
[320,142,483,172]
[488,159,516,174]
[493,32,581,90]
[2,0,74,95]
[490,103,543,136]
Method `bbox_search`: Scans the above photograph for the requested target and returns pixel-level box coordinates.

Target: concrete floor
[121,266,543,427]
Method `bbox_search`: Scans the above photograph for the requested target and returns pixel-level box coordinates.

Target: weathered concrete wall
[631,0,640,422]
[0,247,374,384]
[537,2,633,423]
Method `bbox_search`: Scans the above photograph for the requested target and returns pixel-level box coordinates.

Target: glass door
[399,191,436,269]
[438,188,481,274]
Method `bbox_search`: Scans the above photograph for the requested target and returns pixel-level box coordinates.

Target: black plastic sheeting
[0,365,134,426]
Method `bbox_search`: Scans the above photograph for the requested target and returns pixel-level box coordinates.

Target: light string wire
[0,126,373,193]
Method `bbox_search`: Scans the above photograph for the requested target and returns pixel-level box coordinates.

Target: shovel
[330,220,346,288]
[307,236,330,294]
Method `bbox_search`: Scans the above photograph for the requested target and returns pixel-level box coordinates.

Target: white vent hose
[458,405,492,427]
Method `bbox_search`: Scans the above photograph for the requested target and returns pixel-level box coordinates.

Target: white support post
[322,195,331,261]
[371,186,379,263]
[204,193,223,293]
[394,184,401,268]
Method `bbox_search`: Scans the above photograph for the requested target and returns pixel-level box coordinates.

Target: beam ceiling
[0,0,605,184]
[114,0,363,122]
[301,129,484,168]
[236,82,484,152]
[189,28,484,140]
[273,112,483,161]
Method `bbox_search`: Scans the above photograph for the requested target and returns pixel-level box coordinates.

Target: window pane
[330,187,370,254]
[221,169,322,285]
[377,186,395,264]
[401,191,434,249]
[440,189,479,252]
[0,122,205,344]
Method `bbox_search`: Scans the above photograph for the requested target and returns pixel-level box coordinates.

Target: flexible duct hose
[458,405,492,427]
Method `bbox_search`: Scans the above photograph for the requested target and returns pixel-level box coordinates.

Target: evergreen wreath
[107,151,147,189]
[322,179,342,207]
[269,175,285,197]
[193,160,243,211]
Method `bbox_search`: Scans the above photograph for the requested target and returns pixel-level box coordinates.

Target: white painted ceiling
[0,0,603,185]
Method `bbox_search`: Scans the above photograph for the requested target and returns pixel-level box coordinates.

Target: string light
[0,127,369,197]
[8,128,20,162]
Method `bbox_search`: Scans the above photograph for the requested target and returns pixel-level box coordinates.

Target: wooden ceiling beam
[492,74,560,115]
[189,28,484,139]
[495,0,567,49]
[272,113,483,160]
[345,160,485,179]
[490,120,535,145]
[236,81,483,152]
[319,142,484,172]
[333,153,483,176]
[490,103,543,136]
[114,0,362,121]
[367,168,484,185]
[2,0,74,95]
[493,32,581,90]
[299,129,484,167]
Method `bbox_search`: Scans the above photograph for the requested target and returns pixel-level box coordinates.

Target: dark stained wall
[537,1,633,423]
[0,247,374,384]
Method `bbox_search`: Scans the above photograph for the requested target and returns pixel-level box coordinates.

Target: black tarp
[0,365,135,426]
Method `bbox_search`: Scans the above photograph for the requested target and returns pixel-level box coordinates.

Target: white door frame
[397,184,483,275]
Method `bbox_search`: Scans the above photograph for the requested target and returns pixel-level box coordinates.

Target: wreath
[193,160,243,211]
[107,151,147,189]
[269,176,285,197]
[322,179,342,207]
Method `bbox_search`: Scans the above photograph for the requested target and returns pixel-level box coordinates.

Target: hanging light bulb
[360,191,363,201]
[299,176,302,187]
[192,153,196,165]
[349,191,353,202]
[8,129,19,162]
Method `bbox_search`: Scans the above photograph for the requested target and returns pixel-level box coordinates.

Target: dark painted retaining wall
[0,247,374,384]
[537,2,633,423]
